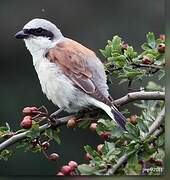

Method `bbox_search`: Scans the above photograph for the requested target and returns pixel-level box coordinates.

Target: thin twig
[0,91,165,151]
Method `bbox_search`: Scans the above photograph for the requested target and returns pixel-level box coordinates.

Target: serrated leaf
[123,67,144,79]
[125,122,140,138]
[128,152,138,165]
[137,118,149,133]
[147,32,156,48]
[78,164,96,175]
[111,52,122,57]
[26,123,40,139]
[111,126,123,138]
[141,43,152,50]
[45,128,61,144]
[112,35,122,53]
[124,46,137,59]
[100,45,112,58]
[84,145,100,158]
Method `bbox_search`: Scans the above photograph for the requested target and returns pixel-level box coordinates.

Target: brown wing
[47,39,112,106]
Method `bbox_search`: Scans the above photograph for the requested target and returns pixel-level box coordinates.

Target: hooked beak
[15,30,29,39]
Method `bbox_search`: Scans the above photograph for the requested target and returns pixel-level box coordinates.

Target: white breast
[33,53,76,109]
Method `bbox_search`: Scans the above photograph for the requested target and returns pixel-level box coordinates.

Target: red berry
[159,34,165,41]
[85,153,92,161]
[23,107,32,114]
[129,114,138,125]
[142,56,153,65]
[139,160,145,165]
[149,157,156,163]
[42,141,50,150]
[155,160,163,167]
[67,118,77,128]
[48,153,59,161]
[100,132,111,140]
[157,43,165,53]
[61,165,72,175]
[89,123,97,132]
[57,172,64,176]
[20,116,32,129]
[68,161,78,171]
[122,43,129,50]
[30,107,38,111]
[97,144,104,154]
[23,106,38,115]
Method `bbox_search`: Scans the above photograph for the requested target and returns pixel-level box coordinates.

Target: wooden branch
[0,115,74,151]
[0,91,165,151]
[108,107,165,174]
[114,91,165,106]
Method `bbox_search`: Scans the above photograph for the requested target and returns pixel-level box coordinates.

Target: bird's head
[15,18,63,53]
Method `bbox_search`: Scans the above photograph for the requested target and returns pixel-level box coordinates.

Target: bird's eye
[34,28,43,34]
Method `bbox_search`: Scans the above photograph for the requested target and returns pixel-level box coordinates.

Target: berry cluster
[20,106,48,129]
[89,122,111,140]
[57,161,78,176]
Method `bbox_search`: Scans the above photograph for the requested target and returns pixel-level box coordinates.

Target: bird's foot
[49,107,65,123]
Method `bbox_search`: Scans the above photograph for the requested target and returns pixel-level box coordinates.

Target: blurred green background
[0,0,166,178]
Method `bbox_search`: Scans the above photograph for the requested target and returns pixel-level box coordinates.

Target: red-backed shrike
[15,18,126,130]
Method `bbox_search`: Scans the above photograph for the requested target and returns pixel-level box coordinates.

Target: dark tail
[111,106,127,131]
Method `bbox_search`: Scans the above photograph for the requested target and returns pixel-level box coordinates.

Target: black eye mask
[23,28,54,40]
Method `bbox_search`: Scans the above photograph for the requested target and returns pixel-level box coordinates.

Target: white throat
[24,36,64,66]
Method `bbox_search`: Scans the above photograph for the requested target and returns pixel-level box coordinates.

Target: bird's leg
[50,107,65,121]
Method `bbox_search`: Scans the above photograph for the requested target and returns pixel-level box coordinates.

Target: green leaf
[137,117,149,133]
[141,43,152,50]
[78,119,91,129]
[26,123,40,139]
[0,149,12,161]
[128,152,138,165]
[45,128,53,139]
[123,67,144,79]
[52,129,61,144]
[141,50,159,57]
[147,32,156,48]
[146,81,162,91]
[111,126,123,138]
[125,122,140,139]
[124,46,137,59]
[45,128,61,144]
[78,164,96,175]
[112,35,122,53]
[125,141,137,155]
[156,134,164,147]
[84,145,100,158]
[5,123,10,132]
[100,44,112,58]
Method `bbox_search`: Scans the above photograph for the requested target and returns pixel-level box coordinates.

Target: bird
[15,18,127,130]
